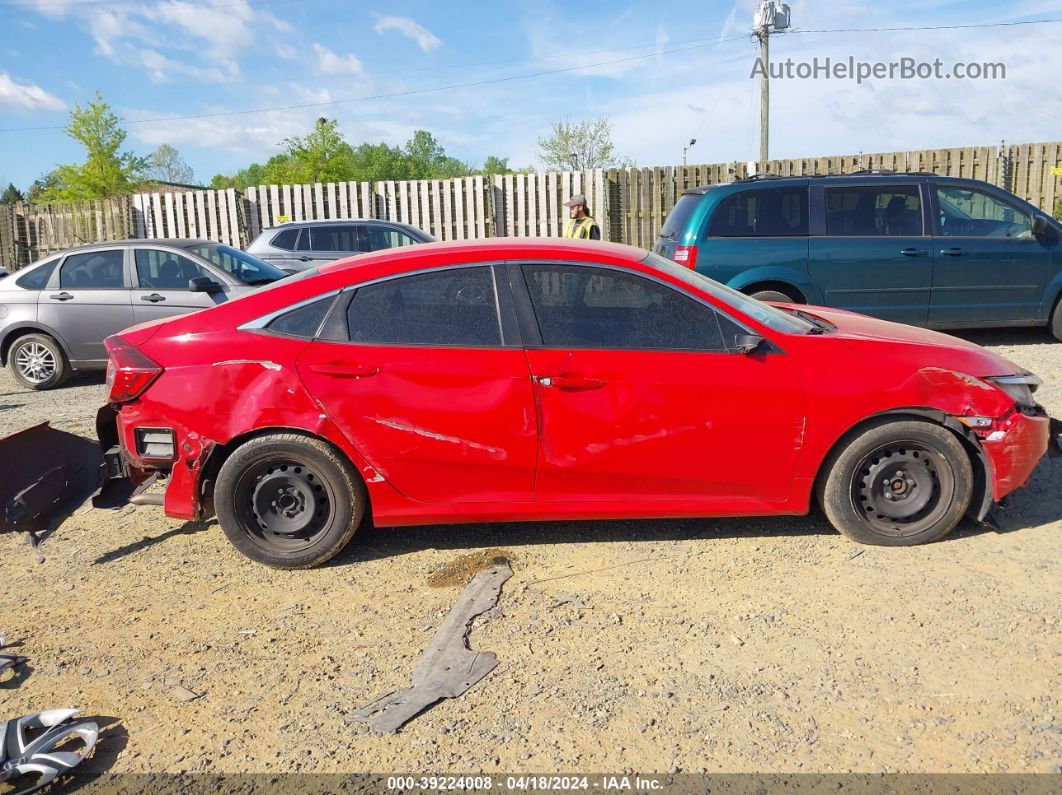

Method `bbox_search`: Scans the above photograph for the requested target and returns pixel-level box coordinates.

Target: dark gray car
[0,239,287,390]
[245,219,433,272]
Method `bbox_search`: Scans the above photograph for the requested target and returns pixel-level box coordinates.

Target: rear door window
[365,226,419,250]
[310,225,361,252]
[521,264,726,351]
[824,185,923,236]
[708,187,808,237]
[59,250,126,289]
[344,267,500,346]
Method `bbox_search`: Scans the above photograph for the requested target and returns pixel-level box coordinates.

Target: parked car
[0,266,8,278]
[654,172,1062,340]
[0,239,288,390]
[97,238,1060,568]
[245,219,434,272]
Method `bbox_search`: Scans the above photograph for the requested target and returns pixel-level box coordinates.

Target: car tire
[8,333,70,390]
[818,419,973,546]
[214,433,366,569]
[749,289,797,303]
[1051,296,1062,342]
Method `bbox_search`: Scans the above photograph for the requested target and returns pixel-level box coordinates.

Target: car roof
[270,218,414,228]
[681,172,1001,196]
[41,238,216,254]
[318,237,648,275]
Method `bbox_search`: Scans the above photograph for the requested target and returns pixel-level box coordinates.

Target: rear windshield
[659,194,702,240]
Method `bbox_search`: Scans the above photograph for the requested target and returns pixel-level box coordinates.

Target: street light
[683,138,697,166]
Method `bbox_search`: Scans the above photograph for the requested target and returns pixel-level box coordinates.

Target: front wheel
[1051,296,1062,342]
[818,419,973,546]
[749,289,799,303]
[214,433,366,568]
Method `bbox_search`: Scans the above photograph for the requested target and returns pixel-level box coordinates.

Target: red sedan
[98,239,1059,568]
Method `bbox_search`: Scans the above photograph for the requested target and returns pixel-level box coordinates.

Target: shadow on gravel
[0,661,32,689]
[949,327,1056,347]
[93,520,213,565]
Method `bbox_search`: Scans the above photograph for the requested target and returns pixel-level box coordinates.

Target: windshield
[641,251,816,335]
[184,243,287,285]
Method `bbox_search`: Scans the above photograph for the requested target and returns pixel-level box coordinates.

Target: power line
[0,38,752,133]
[0,0,317,12]
[785,17,1062,35]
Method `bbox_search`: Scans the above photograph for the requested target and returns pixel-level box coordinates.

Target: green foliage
[27,171,62,202]
[1055,198,1062,222]
[1,183,24,203]
[209,121,499,188]
[536,117,632,170]
[42,92,146,200]
[144,144,195,185]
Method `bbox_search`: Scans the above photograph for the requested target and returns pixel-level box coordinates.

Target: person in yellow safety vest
[562,194,601,240]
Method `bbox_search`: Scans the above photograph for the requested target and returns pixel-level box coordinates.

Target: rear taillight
[105,335,163,403]
[674,245,698,269]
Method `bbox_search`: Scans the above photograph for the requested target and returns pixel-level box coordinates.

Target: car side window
[59,250,126,289]
[15,258,59,290]
[295,228,309,251]
[824,185,923,236]
[521,264,726,351]
[365,226,419,251]
[310,225,360,252]
[936,187,1032,238]
[344,267,500,346]
[266,297,334,338]
[270,228,299,250]
[708,187,808,237]
[134,250,209,289]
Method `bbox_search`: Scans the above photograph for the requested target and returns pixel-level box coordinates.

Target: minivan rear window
[659,194,701,240]
[709,187,808,237]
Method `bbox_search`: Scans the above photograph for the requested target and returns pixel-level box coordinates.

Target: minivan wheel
[214,433,366,568]
[749,289,798,303]
[8,333,69,390]
[818,419,973,546]
[1050,296,1062,342]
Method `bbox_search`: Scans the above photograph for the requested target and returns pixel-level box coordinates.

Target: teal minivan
[654,172,1062,340]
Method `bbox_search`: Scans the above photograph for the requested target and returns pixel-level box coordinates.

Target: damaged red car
[97,239,1061,568]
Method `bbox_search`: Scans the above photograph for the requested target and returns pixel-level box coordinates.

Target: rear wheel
[1051,296,1062,342]
[819,419,973,546]
[214,433,366,568]
[749,288,799,303]
[8,333,69,390]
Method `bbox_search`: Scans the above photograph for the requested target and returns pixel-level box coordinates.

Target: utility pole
[752,1,791,165]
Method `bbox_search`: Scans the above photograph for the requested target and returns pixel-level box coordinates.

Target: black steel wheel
[819,419,974,546]
[214,433,365,568]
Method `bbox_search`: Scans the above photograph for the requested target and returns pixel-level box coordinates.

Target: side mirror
[734,334,766,355]
[1032,215,1050,237]
[188,276,222,294]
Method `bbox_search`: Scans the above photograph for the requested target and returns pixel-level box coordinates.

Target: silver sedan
[0,239,288,390]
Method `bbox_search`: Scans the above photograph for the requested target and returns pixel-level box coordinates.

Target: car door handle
[900,248,928,257]
[940,248,967,257]
[308,363,379,378]
[297,256,312,262]
[140,293,166,303]
[48,292,73,301]
[536,375,606,391]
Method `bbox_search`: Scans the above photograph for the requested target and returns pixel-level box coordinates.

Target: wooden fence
[2,140,1061,269]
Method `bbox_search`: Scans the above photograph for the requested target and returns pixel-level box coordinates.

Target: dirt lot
[0,328,1060,781]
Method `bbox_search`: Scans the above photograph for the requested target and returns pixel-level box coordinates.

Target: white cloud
[276,43,297,60]
[312,43,365,76]
[373,15,442,53]
[156,0,256,51]
[0,72,65,111]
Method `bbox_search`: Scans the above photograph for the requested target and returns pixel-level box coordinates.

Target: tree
[536,117,631,170]
[481,156,513,174]
[27,171,62,202]
[1,183,24,203]
[144,144,195,185]
[263,117,356,185]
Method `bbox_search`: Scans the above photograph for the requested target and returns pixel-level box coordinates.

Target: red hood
[786,304,1025,378]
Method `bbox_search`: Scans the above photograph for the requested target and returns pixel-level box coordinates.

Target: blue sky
[1,0,1060,190]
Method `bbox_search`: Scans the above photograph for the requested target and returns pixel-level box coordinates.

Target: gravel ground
[0,327,1059,781]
